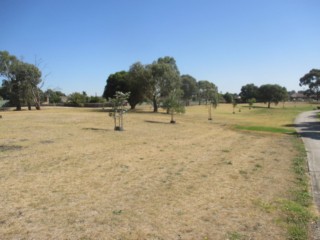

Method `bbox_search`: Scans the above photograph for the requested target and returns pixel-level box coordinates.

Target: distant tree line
[102,55,291,110]
[66,91,106,107]
[103,56,218,112]
[239,83,288,108]
[2,50,312,111]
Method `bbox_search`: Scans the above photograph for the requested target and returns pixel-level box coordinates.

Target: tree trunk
[16,101,21,111]
[31,87,41,110]
[208,105,212,120]
[28,102,31,110]
[113,111,117,130]
[268,101,271,108]
[170,111,175,123]
[129,101,137,109]
[153,96,158,112]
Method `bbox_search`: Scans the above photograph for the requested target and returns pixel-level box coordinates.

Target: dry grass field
[0,103,314,239]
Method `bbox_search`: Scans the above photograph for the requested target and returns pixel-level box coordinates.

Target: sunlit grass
[0,102,314,239]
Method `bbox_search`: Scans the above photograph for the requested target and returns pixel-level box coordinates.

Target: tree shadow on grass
[0,145,23,152]
[82,127,111,132]
[144,120,171,124]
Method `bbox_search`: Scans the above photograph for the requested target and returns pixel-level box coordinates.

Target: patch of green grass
[281,200,312,224]
[112,210,122,215]
[278,199,312,240]
[255,163,262,168]
[235,125,296,134]
[253,199,275,213]
[226,231,247,240]
[287,225,308,240]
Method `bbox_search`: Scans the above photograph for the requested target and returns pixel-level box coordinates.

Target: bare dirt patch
[0,106,301,239]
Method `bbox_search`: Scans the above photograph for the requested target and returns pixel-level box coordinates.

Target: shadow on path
[291,113,320,140]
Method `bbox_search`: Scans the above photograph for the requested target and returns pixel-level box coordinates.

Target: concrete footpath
[295,110,320,210]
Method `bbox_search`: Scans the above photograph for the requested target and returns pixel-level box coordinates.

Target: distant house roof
[60,96,68,103]
[291,93,307,98]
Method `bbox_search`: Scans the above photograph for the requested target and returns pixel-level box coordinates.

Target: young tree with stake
[109,91,130,131]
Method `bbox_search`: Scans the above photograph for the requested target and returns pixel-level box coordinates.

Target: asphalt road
[295,110,320,209]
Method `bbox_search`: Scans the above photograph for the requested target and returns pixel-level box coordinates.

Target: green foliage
[88,96,106,103]
[68,92,87,106]
[299,69,320,100]
[258,84,287,108]
[197,80,218,105]
[109,91,130,130]
[181,74,198,105]
[223,92,233,103]
[148,56,181,112]
[44,89,66,103]
[127,62,150,109]
[231,95,238,113]
[102,57,182,112]
[0,51,42,110]
[103,71,129,100]
[102,66,148,110]
[247,98,256,109]
[240,83,259,102]
[162,89,185,123]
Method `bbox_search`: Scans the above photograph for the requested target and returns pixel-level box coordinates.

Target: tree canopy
[197,80,218,105]
[103,64,151,110]
[299,69,320,100]
[127,62,150,109]
[0,51,43,110]
[147,56,181,112]
[103,71,129,100]
[258,84,287,108]
[239,83,259,103]
[180,74,198,105]
[43,89,66,104]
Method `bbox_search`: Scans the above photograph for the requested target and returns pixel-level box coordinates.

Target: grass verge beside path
[281,137,313,240]
[227,103,314,240]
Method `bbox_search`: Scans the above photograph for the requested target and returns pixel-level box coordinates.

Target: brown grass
[0,104,305,239]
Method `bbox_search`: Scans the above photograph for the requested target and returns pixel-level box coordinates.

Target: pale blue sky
[1,0,319,96]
